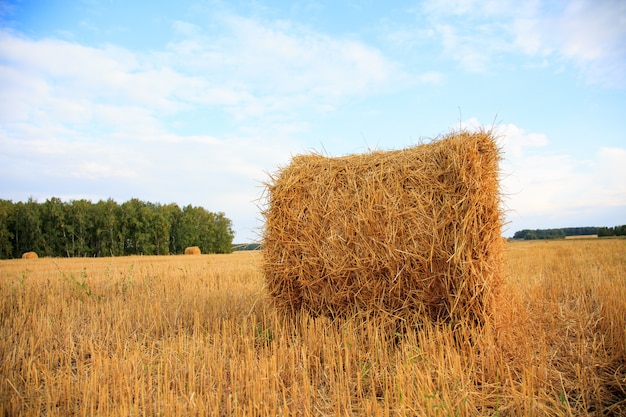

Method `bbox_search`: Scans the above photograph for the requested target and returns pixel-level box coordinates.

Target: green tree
[525,230,537,240]
[163,203,183,254]
[513,229,530,239]
[40,197,67,257]
[178,205,234,254]
[179,204,203,251]
[93,199,120,257]
[148,203,171,255]
[0,197,234,257]
[212,212,235,254]
[119,198,145,255]
[597,227,613,237]
[132,203,170,255]
[65,200,95,257]
[12,198,44,257]
[0,199,14,259]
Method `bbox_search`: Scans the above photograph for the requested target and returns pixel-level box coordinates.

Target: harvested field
[1,239,624,416]
[565,234,598,239]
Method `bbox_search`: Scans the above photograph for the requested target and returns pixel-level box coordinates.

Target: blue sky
[1,0,625,241]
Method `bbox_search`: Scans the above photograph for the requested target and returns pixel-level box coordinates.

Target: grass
[1,239,624,416]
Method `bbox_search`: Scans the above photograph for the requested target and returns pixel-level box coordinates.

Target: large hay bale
[21,251,38,259]
[262,130,504,325]
[184,246,201,255]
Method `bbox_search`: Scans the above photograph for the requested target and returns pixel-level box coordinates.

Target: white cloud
[416,0,536,72]
[433,0,536,16]
[0,33,198,135]
[434,23,495,73]
[495,122,626,224]
[558,0,626,61]
[496,123,549,159]
[418,0,626,86]
[172,20,202,37]
[418,71,445,84]
[510,0,626,86]
[162,15,404,115]
[595,147,626,204]
[1,13,402,147]
[4,21,359,240]
[458,118,625,229]
[5,2,621,242]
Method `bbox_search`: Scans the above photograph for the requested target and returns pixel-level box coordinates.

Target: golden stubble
[1,239,624,416]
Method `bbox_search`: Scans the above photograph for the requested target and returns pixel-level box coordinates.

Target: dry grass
[1,239,624,416]
[263,131,503,326]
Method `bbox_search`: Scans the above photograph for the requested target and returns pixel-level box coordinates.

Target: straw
[262,130,504,326]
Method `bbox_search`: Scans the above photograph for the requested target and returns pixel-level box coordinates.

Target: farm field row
[1,239,624,416]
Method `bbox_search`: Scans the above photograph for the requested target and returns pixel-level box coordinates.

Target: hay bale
[184,246,201,255]
[262,130,504,325]
[21,251,38,259]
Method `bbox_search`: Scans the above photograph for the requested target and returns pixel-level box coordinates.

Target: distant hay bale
[184,246,201,255]
[262,130,504,325]
[21,251,38,259]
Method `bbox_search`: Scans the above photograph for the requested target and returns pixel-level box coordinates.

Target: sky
[1,0,625,242]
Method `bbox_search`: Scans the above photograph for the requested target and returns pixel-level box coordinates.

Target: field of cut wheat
[1,239,624,416]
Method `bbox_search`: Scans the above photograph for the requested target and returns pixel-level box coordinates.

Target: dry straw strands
[184,246,201,255]
[263,130,504,326]
[21,251,38,259]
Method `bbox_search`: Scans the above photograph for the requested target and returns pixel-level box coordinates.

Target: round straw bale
[262,130,504,326]
[184,246,201,255]
[21,251,39,259]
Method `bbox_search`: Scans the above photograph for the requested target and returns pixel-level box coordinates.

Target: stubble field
[1,239,624,416]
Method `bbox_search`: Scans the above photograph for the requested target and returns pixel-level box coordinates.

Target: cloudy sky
[1,0,625,241]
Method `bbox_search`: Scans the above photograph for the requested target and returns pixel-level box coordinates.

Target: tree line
[513,225,626,240]
[597,225,626,237]
[0,197,235,259]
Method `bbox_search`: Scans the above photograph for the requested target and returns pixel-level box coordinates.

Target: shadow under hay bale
[184,246,201,255]
[262,130,504,326]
